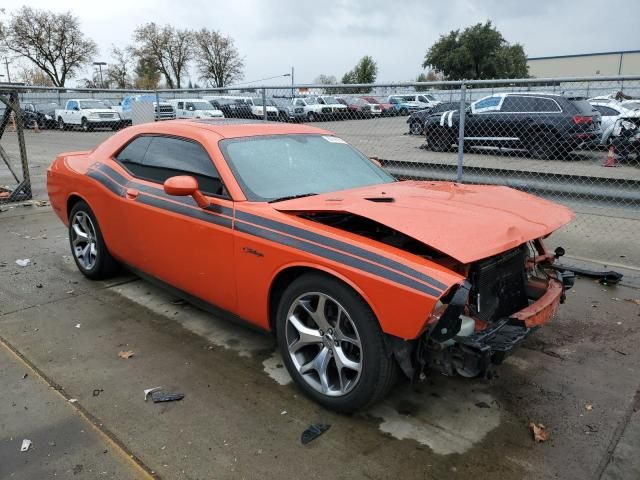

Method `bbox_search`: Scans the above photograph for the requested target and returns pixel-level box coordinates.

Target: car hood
[272,181,574,264]
[85,109,117,114]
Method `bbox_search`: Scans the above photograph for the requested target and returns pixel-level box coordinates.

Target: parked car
[361,96,395,116]
[114,95,176,125]
[422,93,601,158]
[21,102,59,129]
[55,99,121,131]
[313,95,349,119]
[205,97,253,119]
[48,120,574,412]
[245,96,279,120]
[270,98,306,122]
[393,93,441,110]
[609,111,640,161]
[407,101,470,135]
[388,96,422,115]
[336,97,382,118]
[292,97,332,122]
[590,102,637,145]
[167,99,224,119]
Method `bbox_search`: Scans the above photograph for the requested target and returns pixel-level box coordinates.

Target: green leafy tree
[423,21,528,80]
[134,54,160,89]
[341,56,378,93]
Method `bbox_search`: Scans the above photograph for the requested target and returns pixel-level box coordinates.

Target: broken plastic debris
[280,410,287,415]
[151,391,184,403]
[118,350,134,359]
[585,403,593,411]
[75,324,81,328]
[69,398,78,403]
[144,387,162,401]
[20,439,32,452]
[301,424,330,445]
[92,389,103,397]
[528,422,549,443]
[15,259,31,267]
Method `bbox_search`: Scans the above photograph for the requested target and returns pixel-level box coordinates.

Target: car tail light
[572,115,593,124]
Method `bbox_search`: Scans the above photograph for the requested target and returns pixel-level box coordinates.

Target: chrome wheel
[71,211,98,270]
[286,292,362,397]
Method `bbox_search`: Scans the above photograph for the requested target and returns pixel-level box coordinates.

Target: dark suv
[422,93,601,158]
[407,101,470,135]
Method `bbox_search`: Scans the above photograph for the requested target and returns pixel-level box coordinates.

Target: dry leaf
[529,422,550,443]
[629,299,640,306]
[118,350,134,359]
[585,403,593,411]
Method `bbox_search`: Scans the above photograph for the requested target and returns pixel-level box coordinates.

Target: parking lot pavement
[0,334,148,479]
[1,206,640,479]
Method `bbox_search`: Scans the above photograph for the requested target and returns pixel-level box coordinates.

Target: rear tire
[527,131,557,159]
[68,201,120,280]
[427,128,454,152]
[276,272,398,413]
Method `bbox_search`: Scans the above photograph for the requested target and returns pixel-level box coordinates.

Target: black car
[21,102,59,129]
[407,101,470,135]
[422,93,600,158]
[207,98,253,119]
[270,98,306,122]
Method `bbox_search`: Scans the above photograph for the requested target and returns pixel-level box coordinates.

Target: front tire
[307,112,317,122]
[276,273,397,413]
[68,201,119,280]
[409,120,423,135]
[57,117,67,131]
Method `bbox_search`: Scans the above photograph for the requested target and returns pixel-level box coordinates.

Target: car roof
[168,98,212,102]
[170,119,333,139]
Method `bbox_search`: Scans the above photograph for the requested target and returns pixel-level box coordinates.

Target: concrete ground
[1,196,640,479]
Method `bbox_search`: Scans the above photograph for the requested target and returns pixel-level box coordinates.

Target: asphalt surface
[1,200,640,479]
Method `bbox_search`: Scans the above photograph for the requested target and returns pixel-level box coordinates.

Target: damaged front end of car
[390,239,575,381]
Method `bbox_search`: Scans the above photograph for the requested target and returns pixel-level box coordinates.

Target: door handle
[125,188,139,199]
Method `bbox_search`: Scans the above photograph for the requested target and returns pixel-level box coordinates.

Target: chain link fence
[1,76,639,267]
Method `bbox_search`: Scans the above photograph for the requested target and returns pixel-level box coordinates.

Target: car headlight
[44,114,52,119]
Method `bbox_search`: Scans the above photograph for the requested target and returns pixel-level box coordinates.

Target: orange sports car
[47,120,575,412]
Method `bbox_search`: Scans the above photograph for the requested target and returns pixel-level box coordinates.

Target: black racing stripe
[88,170,125,197]
[235,210,447,292]
[97,163,234,217]
[236,222,440,297]
[137,193,232,229]
[96,163,128,185]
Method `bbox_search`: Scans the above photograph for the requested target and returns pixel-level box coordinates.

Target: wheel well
[268,266,366,335]
[67,194,84,218]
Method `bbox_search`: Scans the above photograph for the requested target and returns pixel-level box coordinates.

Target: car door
[66,100,79,124]
[112,134,237,312]
[176,101,185,118]
[494,95,537,144]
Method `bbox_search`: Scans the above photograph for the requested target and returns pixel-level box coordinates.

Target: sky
[3,0,640,87]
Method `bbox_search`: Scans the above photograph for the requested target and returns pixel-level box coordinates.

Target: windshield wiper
[269,193,318,203]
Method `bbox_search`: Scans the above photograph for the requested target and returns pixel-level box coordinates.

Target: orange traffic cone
[603,145,616,167]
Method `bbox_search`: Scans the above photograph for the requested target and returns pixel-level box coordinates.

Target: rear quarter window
[569,99,596,115]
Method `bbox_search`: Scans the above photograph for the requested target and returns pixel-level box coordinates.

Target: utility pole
[291,66,295,98]
[93,61,107,88]
[4,58,11,83]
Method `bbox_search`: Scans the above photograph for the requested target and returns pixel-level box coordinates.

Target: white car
[390,93,441,109]
[292,97,332,122]
[313,95,348,118]
[167,99,224,119]
[590,101,638,144]
[620,100,640,111]
[55,99,121,131]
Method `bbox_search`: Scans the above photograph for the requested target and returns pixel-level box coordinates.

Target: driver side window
[115,135,226,197]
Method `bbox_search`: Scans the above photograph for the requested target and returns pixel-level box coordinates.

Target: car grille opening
[469,247,529,323]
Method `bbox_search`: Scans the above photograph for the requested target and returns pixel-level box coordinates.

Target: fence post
[155,90,161,122]
[456,82,466,183]
[262,88,267,122]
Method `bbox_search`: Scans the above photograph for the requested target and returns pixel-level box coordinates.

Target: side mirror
[163,176,209,208]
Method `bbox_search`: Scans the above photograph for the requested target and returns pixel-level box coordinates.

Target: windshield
[303,97,317,105]
[322,96,339,104]
[252,98,267,106]
[79,100,108,109]
[190,101,214,110]
[220,134,394,201]
[624,101,640,110]
[36,102,58,112]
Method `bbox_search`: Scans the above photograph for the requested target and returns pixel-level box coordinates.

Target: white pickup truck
[55,99,122,131]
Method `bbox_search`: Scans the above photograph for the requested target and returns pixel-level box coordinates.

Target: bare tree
[106,46,132,89]
[133,23,193,89]
[193,29,244,88]
[19,66,54,86]
[0,7,97,87]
